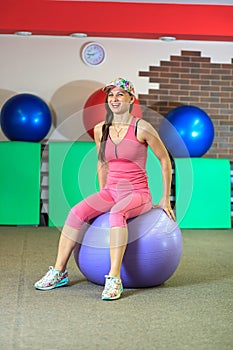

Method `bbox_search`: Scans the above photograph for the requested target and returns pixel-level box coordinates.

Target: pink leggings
[65,187,152,229]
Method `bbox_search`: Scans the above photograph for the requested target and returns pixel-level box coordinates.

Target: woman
[34,77,175,300]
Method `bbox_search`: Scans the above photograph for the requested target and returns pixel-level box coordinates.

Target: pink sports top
[105,117,149,191]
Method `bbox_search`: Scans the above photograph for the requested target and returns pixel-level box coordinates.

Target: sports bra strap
[134,118,141,137]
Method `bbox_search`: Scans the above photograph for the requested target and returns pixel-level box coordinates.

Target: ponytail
[99,96,114,162]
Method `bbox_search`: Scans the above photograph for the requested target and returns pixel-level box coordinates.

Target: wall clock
[81,42,106,67]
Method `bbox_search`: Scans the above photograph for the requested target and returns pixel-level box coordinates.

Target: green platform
[48,142,98,227]
[48,142,163,227]
[48,143,231,229]
[0,142,41,225]
[175,158,231,228]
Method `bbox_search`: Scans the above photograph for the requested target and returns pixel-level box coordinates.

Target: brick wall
[139,50,233,161]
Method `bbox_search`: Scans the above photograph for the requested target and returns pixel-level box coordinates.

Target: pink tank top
[105,117,149,191]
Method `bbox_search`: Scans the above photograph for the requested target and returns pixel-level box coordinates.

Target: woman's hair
[98,94,134,162]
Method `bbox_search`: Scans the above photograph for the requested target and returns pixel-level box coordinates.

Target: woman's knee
[65,207,84,230]
[109,211,127,227]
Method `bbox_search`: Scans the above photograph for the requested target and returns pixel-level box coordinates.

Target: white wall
[0,35,233,141]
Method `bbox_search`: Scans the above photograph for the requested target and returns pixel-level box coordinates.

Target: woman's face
[107,87,134,114]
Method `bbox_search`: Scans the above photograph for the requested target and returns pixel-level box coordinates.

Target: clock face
[81,42,106,66]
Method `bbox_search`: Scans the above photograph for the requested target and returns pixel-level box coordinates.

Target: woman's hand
[152,199,176,221]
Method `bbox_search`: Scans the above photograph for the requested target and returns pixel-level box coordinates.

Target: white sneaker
[34,266,69,290]
[102,275,123,300]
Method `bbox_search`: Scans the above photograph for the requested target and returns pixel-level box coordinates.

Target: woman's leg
[55,188,115,272]
[108,226,128,279]
[108,190,152,278]
[34,189,115,290]
[101,190,152,300]
[102,226,128,300]
[54,225,84,272]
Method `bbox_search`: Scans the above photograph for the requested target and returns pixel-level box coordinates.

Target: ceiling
[0,0,233,41]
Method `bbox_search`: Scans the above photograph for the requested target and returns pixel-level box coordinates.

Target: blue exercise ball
[0,93,52,142]
[159,105,214,157]
[74,208,183,288]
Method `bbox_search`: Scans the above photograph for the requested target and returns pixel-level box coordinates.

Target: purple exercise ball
[74,208,183,288]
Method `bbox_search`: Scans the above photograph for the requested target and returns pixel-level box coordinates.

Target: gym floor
[0,226,232,350]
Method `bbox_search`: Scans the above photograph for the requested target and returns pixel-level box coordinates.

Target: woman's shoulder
[94,121,105,141]
[95,121,105,129]
[94,121,105,134]
[135,118,159,139]
[135,118,153,131]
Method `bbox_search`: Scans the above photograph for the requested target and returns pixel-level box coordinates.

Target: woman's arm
[137,119,175,220]
[94,122,109,190]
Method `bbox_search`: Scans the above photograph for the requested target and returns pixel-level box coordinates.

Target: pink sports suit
[65,117,152,229]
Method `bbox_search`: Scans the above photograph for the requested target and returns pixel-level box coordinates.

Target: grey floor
[0,226,233,350]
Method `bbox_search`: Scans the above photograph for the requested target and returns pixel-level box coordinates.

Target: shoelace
[42,266,58,282]
[104,277,120,292]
